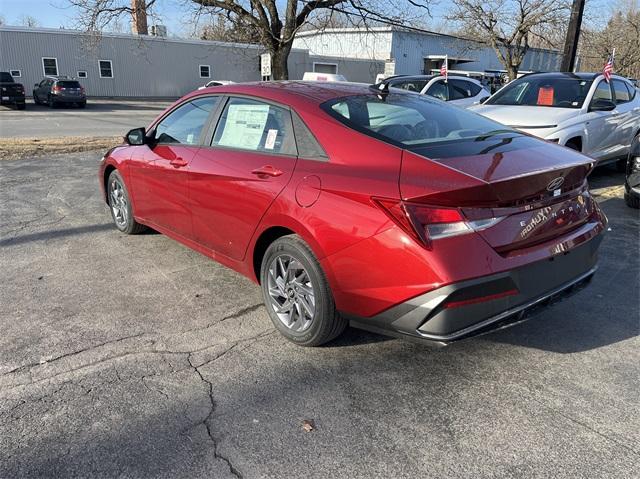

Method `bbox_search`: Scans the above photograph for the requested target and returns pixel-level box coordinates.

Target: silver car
[471,72,640,166]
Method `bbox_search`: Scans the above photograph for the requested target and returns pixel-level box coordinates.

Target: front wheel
[260,235,346,346]
[107,170,147,234]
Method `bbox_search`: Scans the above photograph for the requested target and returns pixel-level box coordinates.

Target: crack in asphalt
[188,353,244,479]
[1,332,148,377]
[179,303,264,336]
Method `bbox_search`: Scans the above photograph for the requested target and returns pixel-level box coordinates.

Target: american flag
[440,55,448,79]
[603,49,615,82]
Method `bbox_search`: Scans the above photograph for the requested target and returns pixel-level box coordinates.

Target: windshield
[486,77,593,108]
[322,93,513,149]
[0,72,14,82]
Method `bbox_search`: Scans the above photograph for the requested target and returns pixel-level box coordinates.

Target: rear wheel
[260,235,346,346]
[625,192,639,209]
[16,103,25,110]
[48,95,55,108]
[107,170,147,234]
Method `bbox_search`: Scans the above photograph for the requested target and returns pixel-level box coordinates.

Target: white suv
[471,72,640,166]
[383,75,491,108]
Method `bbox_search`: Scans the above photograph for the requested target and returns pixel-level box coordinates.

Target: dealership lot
[0,100,172,138]
[0,152,638,477]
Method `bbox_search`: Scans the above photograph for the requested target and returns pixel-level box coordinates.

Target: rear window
[0,72,14,82]
[57,81,82,88]
[322,93,508,149]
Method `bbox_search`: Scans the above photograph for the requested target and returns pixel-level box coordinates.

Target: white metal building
[0,26,383,98]
[293,27,562,77]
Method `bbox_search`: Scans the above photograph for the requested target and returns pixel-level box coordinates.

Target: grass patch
[0,136,122,160]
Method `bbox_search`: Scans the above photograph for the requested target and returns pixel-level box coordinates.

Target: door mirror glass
[589,99,616,112]
[125,127,146,145]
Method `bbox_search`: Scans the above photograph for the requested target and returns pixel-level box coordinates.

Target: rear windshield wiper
[475,129,525,141]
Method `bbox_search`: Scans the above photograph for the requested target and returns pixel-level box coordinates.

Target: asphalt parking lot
[0,152,638,478]
[0,100,172,138]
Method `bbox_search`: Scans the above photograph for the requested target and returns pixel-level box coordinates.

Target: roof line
[0,25,264,50]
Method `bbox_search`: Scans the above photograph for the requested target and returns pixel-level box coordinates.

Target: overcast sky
[0,0,615,38]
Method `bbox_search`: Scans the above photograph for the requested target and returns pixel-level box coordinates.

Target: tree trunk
[507,65,519,81]
[270,42,293,80]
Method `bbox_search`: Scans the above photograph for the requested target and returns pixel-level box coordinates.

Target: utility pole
[560,0,586,72]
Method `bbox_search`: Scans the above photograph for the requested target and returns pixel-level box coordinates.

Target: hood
[470,105,578,129]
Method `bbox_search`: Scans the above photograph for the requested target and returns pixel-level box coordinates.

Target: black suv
[0,71,26,109]
[33,76,87,108]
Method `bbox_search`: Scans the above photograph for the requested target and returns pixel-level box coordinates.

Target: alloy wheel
[109,178,128,228]
[266,254,316,332]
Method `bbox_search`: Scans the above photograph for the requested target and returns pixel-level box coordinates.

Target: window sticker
[265,129,278,150]
[218,104,270,150]
[537,86,554,106]
[186,133,195,144]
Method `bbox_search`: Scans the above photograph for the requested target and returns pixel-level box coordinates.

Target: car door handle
[251,165,284,177]
[170,157,188,168]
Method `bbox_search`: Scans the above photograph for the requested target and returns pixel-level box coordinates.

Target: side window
[155,96,219,145]
[291,111,328,161]
[212,97,296,155]
[392,80,427,92]
[625,82,637,100]
[612,79,631,103]
[592,81,612,101]
[448,79,472,100]
[426,80,448,101]
[468,82,482,96]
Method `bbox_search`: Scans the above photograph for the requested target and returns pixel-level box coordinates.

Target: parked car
[625,133,640,208]
[381,75,491,107]
[471,72,640,167]
[302,72,347,82]
[0,71,26,109]
[100,82,606,346]
[198,80,235,90]
[33,76,86,108]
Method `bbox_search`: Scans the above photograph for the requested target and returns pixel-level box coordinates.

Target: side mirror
[589,99,616,112]
[34,83,39,88]
[124,127,146,146]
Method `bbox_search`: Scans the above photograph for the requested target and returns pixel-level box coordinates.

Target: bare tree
[188,1,432,80]
[67,0,157,33]
[580,0,640,78]
[448,0,569,80]
[19,14,41,28]
[0,15,5,26]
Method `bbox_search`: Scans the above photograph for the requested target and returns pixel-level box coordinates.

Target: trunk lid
[400,134,596,253]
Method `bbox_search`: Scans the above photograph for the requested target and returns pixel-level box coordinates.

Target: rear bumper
[345,234,602,345]
[52,96,86,103]
[0,95,25,104]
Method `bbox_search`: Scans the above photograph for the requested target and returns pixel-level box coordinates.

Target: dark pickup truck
[0,71,26,109]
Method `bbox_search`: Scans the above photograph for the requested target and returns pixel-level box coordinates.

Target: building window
[10,70,21,78]
[313,62,338,74]
[42,57,58,76]
[77,71,88,79]
[99,60,113,78]
[200,65,211,78]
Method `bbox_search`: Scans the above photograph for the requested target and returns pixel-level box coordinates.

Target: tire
[79,101,86,108]
[260,235,346,346]
[48,95,55,108]
[625,192,640,209]
[33,94,40,105]
[107,170,147,234]
[16,103,25,110]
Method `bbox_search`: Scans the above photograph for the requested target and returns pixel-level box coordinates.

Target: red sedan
[99,81,607,346]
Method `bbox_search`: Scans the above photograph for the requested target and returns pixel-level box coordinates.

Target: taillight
[52,85,61,93]
[374,198,504,248]
[80,87,85,94]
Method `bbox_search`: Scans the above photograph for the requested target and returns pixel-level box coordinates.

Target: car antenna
[369,81,390,101]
